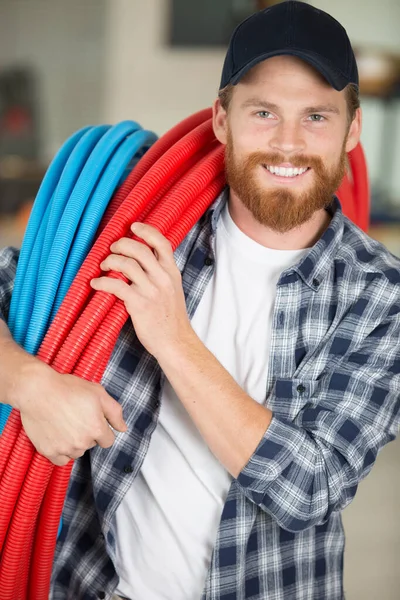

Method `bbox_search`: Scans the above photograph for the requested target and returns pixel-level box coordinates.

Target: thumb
[101,395,128,433]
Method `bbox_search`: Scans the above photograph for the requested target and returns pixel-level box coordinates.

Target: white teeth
[265,165,308,178]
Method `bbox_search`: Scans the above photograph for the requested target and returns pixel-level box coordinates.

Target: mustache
[239,151,324,171]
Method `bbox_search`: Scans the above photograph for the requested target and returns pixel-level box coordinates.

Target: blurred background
[0,0,398,597]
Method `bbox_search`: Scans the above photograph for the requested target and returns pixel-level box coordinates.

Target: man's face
[213,56,361,233]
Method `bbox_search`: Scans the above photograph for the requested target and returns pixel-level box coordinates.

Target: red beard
[225,127,347,233]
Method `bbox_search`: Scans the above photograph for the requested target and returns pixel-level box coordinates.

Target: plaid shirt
[0,190,399,600]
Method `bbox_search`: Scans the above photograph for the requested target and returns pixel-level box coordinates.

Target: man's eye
[257,111,272,119]
[309,114,325,122]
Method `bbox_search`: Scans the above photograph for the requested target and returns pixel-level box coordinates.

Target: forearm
[0,319,47,409]
[155,328,273,478]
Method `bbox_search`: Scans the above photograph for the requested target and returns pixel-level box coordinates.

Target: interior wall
[0,0,107,161]
[102,0,400,203]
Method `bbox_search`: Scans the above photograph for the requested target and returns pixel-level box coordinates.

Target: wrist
[4,346,49,411]
[154,325,200,366]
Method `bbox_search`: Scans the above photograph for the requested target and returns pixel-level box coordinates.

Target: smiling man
[0,2,399,600]
[218,55,360,240]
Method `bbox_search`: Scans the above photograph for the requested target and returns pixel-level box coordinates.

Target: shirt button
[123,465,133,474]
[312,278,320,287]
[204,257,214,266]
[297,384,306,394]
[97,592,105,599]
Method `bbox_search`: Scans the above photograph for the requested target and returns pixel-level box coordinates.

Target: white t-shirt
[114,202,308,600]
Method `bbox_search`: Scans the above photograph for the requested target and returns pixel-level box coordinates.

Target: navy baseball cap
[220,0,359,92]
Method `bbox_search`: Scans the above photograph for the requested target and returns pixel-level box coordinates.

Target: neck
[227,189,332,251]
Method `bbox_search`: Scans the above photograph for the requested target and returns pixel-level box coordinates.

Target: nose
[269,120,306,155]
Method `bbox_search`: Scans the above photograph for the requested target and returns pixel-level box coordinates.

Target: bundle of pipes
[0,106,369,600]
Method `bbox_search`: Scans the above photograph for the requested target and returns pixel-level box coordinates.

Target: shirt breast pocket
[266,377,321,421]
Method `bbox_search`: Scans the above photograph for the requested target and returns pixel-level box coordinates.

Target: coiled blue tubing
[0,120,157,537]
[0,122,157,436]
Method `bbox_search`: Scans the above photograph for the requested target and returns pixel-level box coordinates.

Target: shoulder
[0,246,20,277]
[339,217,400,286]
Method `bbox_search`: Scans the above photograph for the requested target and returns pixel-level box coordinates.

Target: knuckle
[148,285,159,301]
[50,455,69,467]
[93,424,105,440]
[139,244,152,260]
[72,440,89,454]
[113,238,127,252]
[162,238,173,252]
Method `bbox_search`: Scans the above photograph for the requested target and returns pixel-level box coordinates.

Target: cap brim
[229,49,349,91]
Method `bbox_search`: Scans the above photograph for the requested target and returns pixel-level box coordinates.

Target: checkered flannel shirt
[0,190,399,600]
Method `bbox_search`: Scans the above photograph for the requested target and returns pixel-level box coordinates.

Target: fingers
[51,455,73,467]
[106,223,176,273]
[92,224,178,295]
[90,277,133,304]
[92,419,117,449]
[108,235,162,275]
[101,395,128,433]
[95,240,163,293]
[131,223,176,270]
[100,252,150,288]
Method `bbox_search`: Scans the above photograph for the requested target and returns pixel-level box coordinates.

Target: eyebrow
[241,98,341,116]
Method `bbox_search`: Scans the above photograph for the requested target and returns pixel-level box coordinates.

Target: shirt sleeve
[236,308,400,532]
[0,246,20,324]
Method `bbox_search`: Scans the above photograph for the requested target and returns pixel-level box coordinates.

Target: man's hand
[0,319,128,467]
[13,359,128,466]
[90,223,194,359]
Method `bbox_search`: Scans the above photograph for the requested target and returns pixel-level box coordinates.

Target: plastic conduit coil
[0,110,211,473]
[30,168,225,600]
[0,122,158,573]
[42,116,216,369]
[0,122,157,433]
[0,109,225,599]
[26,139,224,599]
[348,143,370,232]
[33,140,222,600]
[22,122,145,352]
[98,107,212,234]
[0,120,159,594]
[337,172,357,224]
[336,144,370,232]
[50,134,221,376]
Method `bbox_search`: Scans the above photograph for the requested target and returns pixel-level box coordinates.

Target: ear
[345,107,362,153]
[212,97,228,145]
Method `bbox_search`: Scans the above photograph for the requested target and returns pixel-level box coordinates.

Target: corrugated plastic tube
[44,117,216,370]
[0,119,160,588]
[31,167,225,600]
[0,108,227,600]
[25,132,223,599]
[0,110,211,471]
[0,122,156,432]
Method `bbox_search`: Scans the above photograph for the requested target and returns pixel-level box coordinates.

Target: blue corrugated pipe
[0,121,157,433]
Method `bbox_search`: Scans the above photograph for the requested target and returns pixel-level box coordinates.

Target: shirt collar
[206,187,345,291]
